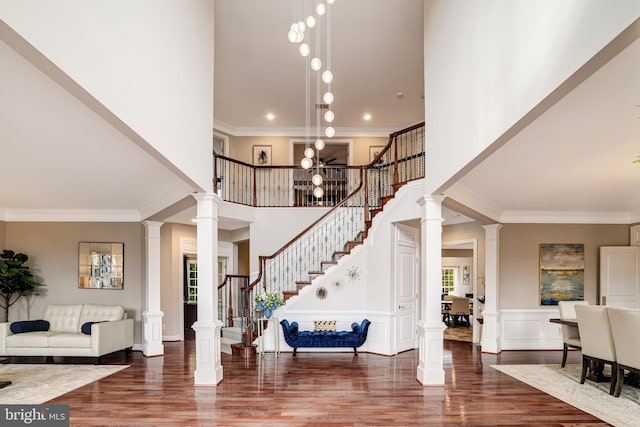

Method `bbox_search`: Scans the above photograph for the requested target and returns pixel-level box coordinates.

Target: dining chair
[557,300,588,367]
[607,307,640,397]
[441,294,454,325]
[450,296,470,327]
[575,304,618,395]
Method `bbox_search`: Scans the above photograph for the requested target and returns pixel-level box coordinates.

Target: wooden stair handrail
[247,167,365,293]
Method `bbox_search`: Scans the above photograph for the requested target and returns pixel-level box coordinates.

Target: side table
[258,316,280,356]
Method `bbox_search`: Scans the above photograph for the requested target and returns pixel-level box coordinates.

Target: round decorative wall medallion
[316,286,328,300]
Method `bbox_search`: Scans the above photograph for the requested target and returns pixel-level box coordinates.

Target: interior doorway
[442,238,479,344]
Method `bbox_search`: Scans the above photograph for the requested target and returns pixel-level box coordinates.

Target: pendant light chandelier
[288,0,336,199]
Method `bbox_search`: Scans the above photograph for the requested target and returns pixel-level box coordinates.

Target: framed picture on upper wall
[539,243,584,305]
[253,145,272,166]
[369,146,384,164]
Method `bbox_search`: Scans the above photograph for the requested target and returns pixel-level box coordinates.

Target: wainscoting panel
[500,309,564,350]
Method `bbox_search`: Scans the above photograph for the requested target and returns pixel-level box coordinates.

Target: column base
[416,320,446,385]
[480,311,502,354]
[142,310,164,357]
[193,320,224,385]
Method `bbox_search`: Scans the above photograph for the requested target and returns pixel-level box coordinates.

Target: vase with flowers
[254,291,284,319]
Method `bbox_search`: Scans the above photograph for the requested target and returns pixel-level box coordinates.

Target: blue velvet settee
[280,319,371,356]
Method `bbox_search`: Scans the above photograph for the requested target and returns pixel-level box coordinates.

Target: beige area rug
[492,364,640,427]
[443,326,472,342]
[0,364,128,404]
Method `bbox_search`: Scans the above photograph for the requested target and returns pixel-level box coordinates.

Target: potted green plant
[0,249,44,322]
[254,291,284,319]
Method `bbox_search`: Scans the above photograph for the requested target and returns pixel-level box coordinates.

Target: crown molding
[443,183,639,225]
[443,183,502,223]
[500,210,637,224]
[213,119,395,138]
[3,209,141,222]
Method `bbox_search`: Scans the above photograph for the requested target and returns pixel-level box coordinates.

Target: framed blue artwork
[539,243,584,305]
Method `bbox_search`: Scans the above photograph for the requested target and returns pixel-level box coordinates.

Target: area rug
[0,364,128,404]
[492,364,640,427]
[443,326,472,342]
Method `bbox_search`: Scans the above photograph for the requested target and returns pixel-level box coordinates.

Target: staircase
[214,122,425,353]
[285,185,404,301]
[221,321,243,354]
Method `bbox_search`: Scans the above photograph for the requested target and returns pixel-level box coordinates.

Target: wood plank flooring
[47,333,606,426]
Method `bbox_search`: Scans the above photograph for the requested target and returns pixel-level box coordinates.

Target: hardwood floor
[50,333,606,426]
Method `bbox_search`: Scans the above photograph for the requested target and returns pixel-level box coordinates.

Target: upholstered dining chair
[450,296,471,327]
[607,307,640,397]
[558,300,589,367]
[441,294,454,324]
[575,304,618,395]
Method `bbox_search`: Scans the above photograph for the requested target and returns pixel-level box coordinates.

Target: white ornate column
[481,224,503,354]
[142,221,165,356]
[192,193,223,385]
[416,195,446,385]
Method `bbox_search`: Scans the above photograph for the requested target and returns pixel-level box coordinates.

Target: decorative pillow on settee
[10,320,50,334]
[81,321,107,335]
[313,320,336,332]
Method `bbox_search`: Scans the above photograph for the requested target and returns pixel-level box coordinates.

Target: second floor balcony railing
[213,122,424,209]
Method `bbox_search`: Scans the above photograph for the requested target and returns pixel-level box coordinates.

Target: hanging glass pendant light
[311,57,322,71]
[313,186,324,198]
[312,173,323,186]
[315,139,325,150]
[301,157,313,169]
[324,110,334,122]
[325,126,335,138]
[304,147,315,158]
[299,43,310,57]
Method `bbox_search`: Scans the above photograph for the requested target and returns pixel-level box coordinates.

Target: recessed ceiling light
[363,113,372,121]
[266,113,275,120]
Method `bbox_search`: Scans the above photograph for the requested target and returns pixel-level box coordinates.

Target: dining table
[550,317,614,383]
[550,317,640,389]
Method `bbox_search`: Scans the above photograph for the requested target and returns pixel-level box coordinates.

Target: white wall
[0,0,215,192]
[423,0,640,195]
[249,207,330,273]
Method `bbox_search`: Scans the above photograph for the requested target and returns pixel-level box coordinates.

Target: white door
[600,246,640,308]
[395,224,418,353]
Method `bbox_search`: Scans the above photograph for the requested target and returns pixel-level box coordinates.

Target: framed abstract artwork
[253,145,272,165]
[539,243,584,305]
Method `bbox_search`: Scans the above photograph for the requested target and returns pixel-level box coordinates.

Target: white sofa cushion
[48,332,91,348]
[78,304,125,332]
[44,304,83,332]
[6,331,55,348]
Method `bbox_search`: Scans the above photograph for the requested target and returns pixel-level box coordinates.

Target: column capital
[482,223,504,232]
[417,194,446,207]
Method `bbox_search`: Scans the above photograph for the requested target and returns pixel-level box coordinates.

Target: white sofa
[0,304,134,360]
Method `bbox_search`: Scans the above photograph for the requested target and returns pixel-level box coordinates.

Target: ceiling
[2,3,639,231]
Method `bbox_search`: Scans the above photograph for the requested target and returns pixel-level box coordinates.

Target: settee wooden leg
[353,348,358,357]
[293,348,297,357]
[125,347,133,357]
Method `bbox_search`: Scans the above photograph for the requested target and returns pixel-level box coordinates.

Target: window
[442,267,456,295]
[186,259,198,303]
